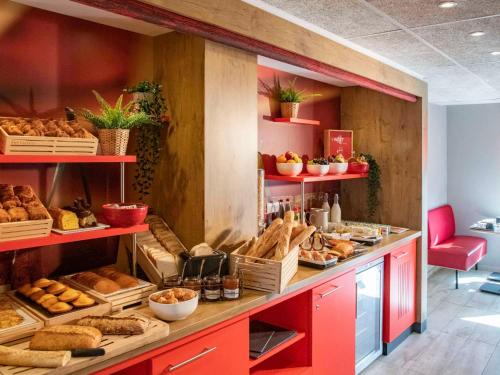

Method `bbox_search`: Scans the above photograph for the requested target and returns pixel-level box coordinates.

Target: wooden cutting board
[0,310,170,375]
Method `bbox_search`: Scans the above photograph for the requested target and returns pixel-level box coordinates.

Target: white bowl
[306,164,329,176]
[329,162,348,175]
[149,289,198,321]
[276,163,303,176]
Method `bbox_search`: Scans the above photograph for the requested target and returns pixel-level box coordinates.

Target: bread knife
[71,348,105,357]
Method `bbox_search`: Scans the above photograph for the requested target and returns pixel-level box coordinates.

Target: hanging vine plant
[125,81,168,200]
[361,153,381,220]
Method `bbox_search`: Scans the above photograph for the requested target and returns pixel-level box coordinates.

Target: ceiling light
[491,51,500,56]
[469,31,485,37]
[438,1,458,8]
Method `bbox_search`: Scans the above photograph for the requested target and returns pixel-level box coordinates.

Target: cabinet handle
[320,285,342,298]
[393,251,408,259]
[165,347,217,372]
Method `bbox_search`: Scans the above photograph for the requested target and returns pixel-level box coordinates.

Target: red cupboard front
[100,238,418,375]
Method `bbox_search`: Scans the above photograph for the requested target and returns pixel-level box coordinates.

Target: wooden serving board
[0,311,169,375]
[8,292,111,327]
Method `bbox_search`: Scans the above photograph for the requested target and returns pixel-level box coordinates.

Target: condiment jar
[222,275,240,300]
[203,275,221,301]
[183,276,202,300]
[163,275,182,289]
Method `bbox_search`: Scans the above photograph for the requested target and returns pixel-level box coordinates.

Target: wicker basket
[98,129,130,155]
[280,102,300,118]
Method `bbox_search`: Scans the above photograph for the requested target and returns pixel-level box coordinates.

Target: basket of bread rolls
[0,184,53,242]
[230,211,316,293]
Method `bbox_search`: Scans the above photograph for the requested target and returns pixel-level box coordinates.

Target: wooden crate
[0,126,98,155]
[230,242,299,293]
[0,310,169,375]
[9,291,111,326]
[62,275,157,313]
[0,218,53,243]
[0,295,43,344]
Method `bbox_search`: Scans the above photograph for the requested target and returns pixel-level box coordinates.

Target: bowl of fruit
[328,154,348,175]
[347,155,369,173]
[306,158,329,176]
[276,151,303,176]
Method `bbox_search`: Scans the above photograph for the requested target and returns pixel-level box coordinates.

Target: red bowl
[102,203,148,227]
[347,162,369,174]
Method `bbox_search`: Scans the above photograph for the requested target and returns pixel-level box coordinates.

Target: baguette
[76,315,149,335]
[283,210,295,224]
[30,325,102,351]
[0,345,70,368]
[291,223,307,241]
[289,225,316,251]
[274,222,293,260]
[72,271,121,294]
[242,236,257,255]
[247,218,283,257]
[94,266,139,289]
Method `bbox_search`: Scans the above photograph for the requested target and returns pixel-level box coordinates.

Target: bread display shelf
[0,311,169,375]
[230,242,299,294]
[265,172,368,183]
[62,276,157,313]
[0,224,149,253]
[0,218,53,243]
[0,126,98,156]
[8,292,111,327]
[0,297,43,345]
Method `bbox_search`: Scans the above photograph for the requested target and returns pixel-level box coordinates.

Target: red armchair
[428,205,487,289]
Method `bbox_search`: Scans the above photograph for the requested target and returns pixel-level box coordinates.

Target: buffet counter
[59,230,421,375]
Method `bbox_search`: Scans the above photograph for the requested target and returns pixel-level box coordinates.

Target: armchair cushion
[428,205,456,247]
[428,235,487,271]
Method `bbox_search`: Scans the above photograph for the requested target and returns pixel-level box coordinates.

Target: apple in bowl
[276,151,303,176]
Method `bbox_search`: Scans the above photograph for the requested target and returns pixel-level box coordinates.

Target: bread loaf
[49,208,79,230]
[72,271,120,294]
[247,218,283,257]
[76,315,148,335]
[283,210,295,224]
[30,325,102,351]
[274,222,293,260]
[291,223,307,240]
[0,345,70,368]
[94,266,138,289]
[289,225,316,251]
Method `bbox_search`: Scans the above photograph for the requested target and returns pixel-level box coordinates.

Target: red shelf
[271,118,320,126]
[265,173,367,183]
[0,224,148,252]
[249,332,306,369]
[0,155,137,163]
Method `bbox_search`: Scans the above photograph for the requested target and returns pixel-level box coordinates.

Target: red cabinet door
[312,270,356,375]
[150,318,248,375]
[383,240,417,343]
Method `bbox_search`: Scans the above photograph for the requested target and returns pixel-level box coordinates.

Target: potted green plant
[82,90,149,156]
[278,77,320,118]
[125,81,168,200]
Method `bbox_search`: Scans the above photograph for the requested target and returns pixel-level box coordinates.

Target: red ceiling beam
[72,0,418,103]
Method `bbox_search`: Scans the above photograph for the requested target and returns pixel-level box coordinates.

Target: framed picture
[324,129,353,159]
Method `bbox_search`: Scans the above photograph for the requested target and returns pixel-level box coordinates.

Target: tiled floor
[362,268,500,375]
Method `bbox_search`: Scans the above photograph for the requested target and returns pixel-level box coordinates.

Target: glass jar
[183,276,202,300]
[222,275,240,300]
[203,275,221,301]
[162,275,182,289]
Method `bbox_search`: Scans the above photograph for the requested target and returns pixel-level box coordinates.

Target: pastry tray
[299,256,338,269]
[0,296,43,344]
[8,291,111,326]
[51,223,110,235]
[349,236,382,245]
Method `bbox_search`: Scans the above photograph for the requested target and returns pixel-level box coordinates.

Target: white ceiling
[247,0,500,105]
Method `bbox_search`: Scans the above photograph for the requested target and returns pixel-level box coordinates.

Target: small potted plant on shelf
[278,77,320,118]
[82,90,150,156]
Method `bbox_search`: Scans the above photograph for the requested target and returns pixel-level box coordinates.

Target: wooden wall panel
[340,86,427,323]
[152,33,206,248]
[340,87,422,230]
[204,41,258,249]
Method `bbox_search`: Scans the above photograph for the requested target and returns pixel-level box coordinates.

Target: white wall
[427,104,448,210]
[448,103,500,270]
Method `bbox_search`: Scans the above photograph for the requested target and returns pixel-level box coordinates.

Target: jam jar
[183,276,202,300]
[222,275,240,300]
[203,275,221,301]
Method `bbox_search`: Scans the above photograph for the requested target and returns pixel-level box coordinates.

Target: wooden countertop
[58,231,421,374]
